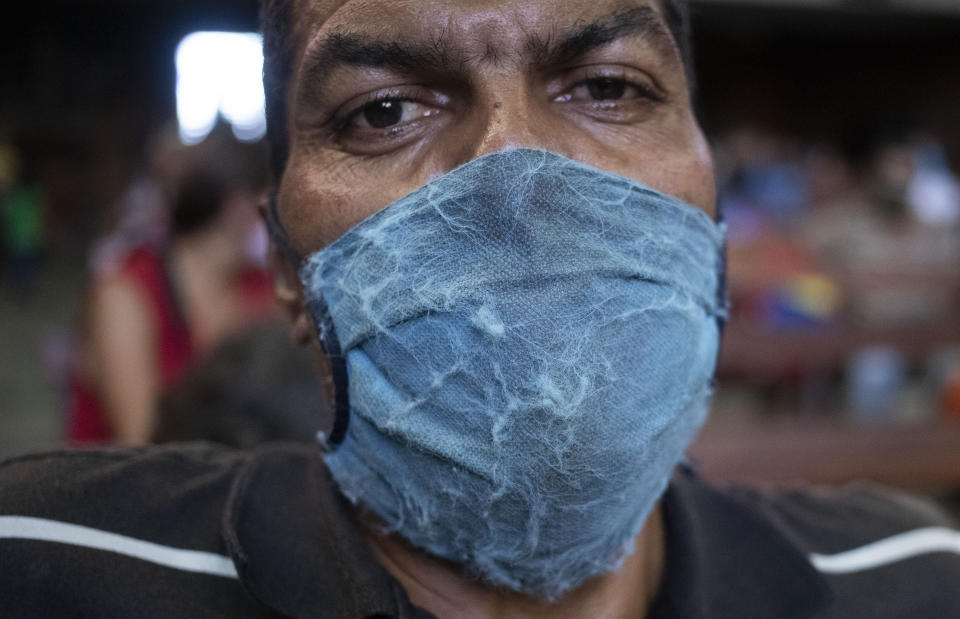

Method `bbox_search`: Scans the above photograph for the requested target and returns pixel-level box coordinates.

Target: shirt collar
[222,444,424,619]
[223,447,832,619]
[647,466,835,619]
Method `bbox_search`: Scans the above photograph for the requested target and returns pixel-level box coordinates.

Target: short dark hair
[170,167,227,236]
[169,128,269,236]
[260,0,693,183]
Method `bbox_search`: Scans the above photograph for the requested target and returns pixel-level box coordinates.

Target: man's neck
[363,503,666,619]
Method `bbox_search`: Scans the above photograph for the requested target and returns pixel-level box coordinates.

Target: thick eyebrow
[527,6,676,69]
[297,32,455,105]
[305,31,453,78]
[296,4,676,103]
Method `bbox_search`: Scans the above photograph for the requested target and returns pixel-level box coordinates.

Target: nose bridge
[457,79,559,163]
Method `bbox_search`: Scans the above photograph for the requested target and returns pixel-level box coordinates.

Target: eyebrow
[303,32,454,81]
[297,4,676,102]
[527,6,675,69]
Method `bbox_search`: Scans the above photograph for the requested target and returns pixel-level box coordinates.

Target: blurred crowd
[2,121,959,449]
[714,126,960,423]
[0,124,326,449]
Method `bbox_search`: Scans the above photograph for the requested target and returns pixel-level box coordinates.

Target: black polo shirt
[1,443,958,618]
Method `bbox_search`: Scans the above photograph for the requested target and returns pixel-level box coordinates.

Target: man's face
[277,0,715,255]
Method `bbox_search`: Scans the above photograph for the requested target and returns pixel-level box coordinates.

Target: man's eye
[584,77,627,101]
[555,77,657,104]
[350,99,433,129]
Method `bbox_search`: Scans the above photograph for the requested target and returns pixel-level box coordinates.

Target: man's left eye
[350,99,435,129]
[583,77,627,100]
[555,77,657,104]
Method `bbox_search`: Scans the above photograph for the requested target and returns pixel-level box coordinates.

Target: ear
[268,243,314,346]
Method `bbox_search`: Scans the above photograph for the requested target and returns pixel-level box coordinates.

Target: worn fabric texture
[299,149,726,598]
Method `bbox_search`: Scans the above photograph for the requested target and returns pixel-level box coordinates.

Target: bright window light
[175,32,266,144]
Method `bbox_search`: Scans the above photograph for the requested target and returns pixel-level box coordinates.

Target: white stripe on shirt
[811,526,960,574]
[0,516,238,579]
[6,517,957,581]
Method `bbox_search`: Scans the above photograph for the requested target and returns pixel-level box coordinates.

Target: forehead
[289,0,672,64]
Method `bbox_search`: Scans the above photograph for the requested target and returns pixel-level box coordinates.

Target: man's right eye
[349,98,436,129]
[320,87,451,155]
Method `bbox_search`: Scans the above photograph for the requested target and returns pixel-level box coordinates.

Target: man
[2,1,959,617]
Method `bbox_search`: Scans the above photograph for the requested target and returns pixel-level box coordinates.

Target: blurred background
[1,0,958,510]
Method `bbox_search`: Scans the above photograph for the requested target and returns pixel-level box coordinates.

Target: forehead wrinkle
[312,5,531,72]
[309,29,459,75]
[296,5,483,90]
[293,0,672,56]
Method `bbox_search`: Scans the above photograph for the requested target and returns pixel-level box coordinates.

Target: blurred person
[846,346,908,424]
[803,136,960,329]
[152,321,325,448]
[939,351,960,420]
[947,368,960,419]
[716,131,840,331]
[1,158,45,298]
[717,127,810,226]
[87,124,187,276]
[906,137,960,228]
[804,144,859,206]
[795,136,960,424]
[871,138,915,219]
[67,133,277,445]
[1,2,959,619]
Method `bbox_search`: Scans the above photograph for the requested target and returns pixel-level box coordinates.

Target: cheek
[632,133,716,218]
[658,128,717,217]
[278,152,395,253]
[561,114,717,218]
[276,141,460,253]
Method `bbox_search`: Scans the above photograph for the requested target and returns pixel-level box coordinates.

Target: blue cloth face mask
[299,149,726,599]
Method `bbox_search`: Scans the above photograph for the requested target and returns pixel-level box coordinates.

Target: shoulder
[88,248,162,327]
[729,481,957,551]
[0,440,246,482]
[116,245,165,286]
[121,245,161,269]
[0,444,282,618]
[0,443,246,547]
[92,245,162,290]
[729,482,960,617]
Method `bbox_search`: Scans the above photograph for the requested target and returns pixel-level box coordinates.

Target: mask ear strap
[714,201,730,338]
[265,194,351,451]
[310,295,351,450]
[716,240,729,336]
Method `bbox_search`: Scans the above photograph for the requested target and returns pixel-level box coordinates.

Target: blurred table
[718,322,960,378]
[691,418,960,493]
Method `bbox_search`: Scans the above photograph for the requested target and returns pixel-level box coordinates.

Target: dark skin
[270,0,716,616]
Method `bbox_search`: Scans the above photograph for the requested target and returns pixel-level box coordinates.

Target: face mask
[299,149,726,599]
